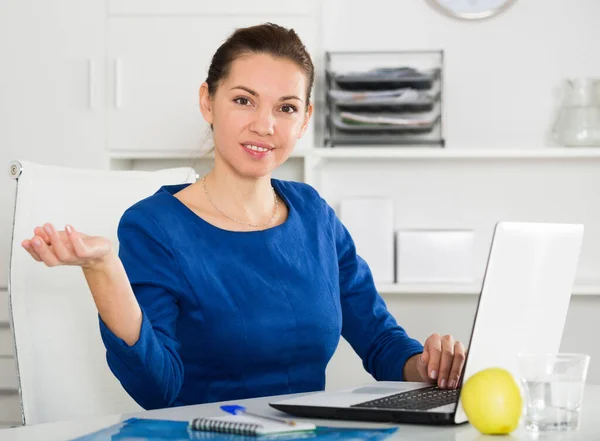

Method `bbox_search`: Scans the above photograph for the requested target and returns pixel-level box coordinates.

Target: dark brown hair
[205,22,315,107]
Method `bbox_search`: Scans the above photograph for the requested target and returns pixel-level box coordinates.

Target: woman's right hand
[22,223,113,269]
[23,223,143,346]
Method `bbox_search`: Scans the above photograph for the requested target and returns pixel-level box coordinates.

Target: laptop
[270,221,584,425]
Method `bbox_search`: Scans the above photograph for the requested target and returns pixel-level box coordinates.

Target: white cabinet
[0,393,20,425]
[108,0,316,16]
[0,358,18,391]
[0,1,106,423]
[0,0,107,289]
[0,329,13,358]
[0,291,8,324]
[0,0,107,169]
[106,17,212,156]
[106,15,317,157]
[0,292,17,425]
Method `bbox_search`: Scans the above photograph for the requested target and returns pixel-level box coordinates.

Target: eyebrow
[230,85,303,102]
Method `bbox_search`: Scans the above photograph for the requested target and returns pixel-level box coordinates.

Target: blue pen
[221,405,297,426]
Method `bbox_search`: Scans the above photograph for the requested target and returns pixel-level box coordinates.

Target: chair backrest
[7,160,197,425]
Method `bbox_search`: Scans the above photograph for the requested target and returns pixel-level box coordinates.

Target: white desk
[1,385,599,441]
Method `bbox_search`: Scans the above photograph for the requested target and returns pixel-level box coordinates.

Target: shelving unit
[109,145,600,190]
[312,147,600,160]
[376,282,600,296]
[324,51,445,147]
[108,147,600,161]
[3,0,600,419]
[108,149,313,160]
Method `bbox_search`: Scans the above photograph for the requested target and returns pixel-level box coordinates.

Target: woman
[21,23,466,410]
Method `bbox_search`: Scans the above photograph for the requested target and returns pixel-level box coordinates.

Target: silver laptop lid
[454,222,583,423]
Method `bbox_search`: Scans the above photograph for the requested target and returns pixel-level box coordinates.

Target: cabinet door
[0,0,106,288]
[0,0,106,168]
[107,16,316,156]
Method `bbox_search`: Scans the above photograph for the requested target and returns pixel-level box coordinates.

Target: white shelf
[377,283,480,295]
[108,149,311,160]
[108,147,600,161]
[314,147,600,160]
[109,150,207,159]
[377,282,600,296]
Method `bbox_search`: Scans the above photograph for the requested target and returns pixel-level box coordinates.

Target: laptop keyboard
[350,386,459,411]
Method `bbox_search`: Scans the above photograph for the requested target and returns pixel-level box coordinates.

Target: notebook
[189,414,317,436]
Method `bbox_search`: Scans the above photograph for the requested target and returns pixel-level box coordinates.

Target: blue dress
[99,179,424,410]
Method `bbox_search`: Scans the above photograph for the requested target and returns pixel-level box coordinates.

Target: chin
[233,162,276,180]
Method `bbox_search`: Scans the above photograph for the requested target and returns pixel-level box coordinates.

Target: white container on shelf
[396,229,475,284]
[339,198,394,284]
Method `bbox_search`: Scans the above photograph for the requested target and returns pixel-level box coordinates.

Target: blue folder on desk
[70,418,398,441]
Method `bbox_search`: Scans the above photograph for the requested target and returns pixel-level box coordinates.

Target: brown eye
[280,104,297,114]
[234,97,251,106]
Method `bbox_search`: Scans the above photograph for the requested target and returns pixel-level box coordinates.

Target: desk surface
[1,385,600,441]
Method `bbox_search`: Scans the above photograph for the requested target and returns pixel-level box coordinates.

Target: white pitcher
[552,78,600,147]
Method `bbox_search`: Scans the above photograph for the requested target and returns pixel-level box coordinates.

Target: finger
[66,225,88,259]
[448,341,466,389]
[426,334,442,382]
[43,223,71,262]
[34,226,50,244]
[22,240,42,262]
[417,351,430,382]
[438,335,455,389]
[31,236,60,267]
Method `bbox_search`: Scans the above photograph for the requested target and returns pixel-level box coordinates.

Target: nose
[249,107,275,136]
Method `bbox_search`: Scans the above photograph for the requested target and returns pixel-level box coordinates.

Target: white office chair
[7,160,197,425]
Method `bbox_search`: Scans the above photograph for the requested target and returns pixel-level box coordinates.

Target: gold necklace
[201,174,279,228]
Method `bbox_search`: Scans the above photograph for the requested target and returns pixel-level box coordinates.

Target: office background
[1,0,600,427]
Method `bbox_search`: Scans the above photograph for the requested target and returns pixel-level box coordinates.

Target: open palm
[22,223,112,268]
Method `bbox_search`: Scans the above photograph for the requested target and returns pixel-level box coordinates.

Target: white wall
[319,0,600,387]
[1,2,109,423]
[1,1,599,421]
[0,0,109,290]
[322,0,600,149]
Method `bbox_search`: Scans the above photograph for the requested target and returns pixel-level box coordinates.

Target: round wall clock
[426,0,517,20]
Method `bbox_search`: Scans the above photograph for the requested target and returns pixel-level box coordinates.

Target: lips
[241,141,274,151]
[243,144,272,153]
[240,141,275,158]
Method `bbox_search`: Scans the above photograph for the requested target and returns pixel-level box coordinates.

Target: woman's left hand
[405,334,466,389]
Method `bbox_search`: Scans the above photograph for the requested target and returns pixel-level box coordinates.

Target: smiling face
[199,53,313,179]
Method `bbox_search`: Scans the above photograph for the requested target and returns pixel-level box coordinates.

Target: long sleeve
[327,202,424,381]
[98,207,186,410]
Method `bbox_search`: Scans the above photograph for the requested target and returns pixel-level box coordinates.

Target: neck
[203,158,276,226]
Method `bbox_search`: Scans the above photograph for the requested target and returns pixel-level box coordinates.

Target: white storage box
[396,229,475,283]
[340,198,394,284]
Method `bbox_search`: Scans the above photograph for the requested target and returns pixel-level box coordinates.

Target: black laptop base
[269,403,457,425]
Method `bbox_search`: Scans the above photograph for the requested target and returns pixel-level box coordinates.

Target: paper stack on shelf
[340,111,437,127]
[329,88,423,102]
[324,51,444,147]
